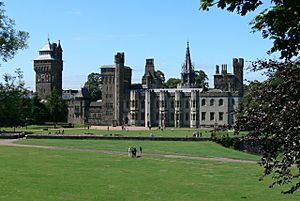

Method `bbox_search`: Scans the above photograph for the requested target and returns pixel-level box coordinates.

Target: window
[185,113,189,121]
[219,99,224,106]
[210,99,215,106]
[186,101,189,108]
[176,100,180,108]
[201,99,206,106]
[219,112,224,121]
[201,112,206,121]
[192,100,196,108]
[192,113,196,121]
[141,101,145,108]
[210,112,215,121]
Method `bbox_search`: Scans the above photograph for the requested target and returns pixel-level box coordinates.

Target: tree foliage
[236,60,300,193]
[200,0,300,193]
[0,68,27,127]
[47,89,67,125]
[0,2,29,63]
[28,96,50,125]
[165,78,181,88]
[155,70,165,84]
[200,0,300,60]
[195,70,209,89]
[84,72,101,101]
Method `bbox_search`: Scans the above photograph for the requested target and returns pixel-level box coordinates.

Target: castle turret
[114,52,125,125]
[233,58,244,95]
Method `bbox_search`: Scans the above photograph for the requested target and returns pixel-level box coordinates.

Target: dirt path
[0,139,257,164]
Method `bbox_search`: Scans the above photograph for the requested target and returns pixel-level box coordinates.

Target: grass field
[1,125,247,138]
[0,143,299,201]
[17,139,260,161]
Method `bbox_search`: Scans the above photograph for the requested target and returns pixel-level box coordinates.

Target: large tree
[0,68,27,128]
[47,89,67,126]
[165,78,181,88]
[236,60,300,193]
[200,0,300,193]
[84,72,101,101]
[195,70,209,89]
[0,2,29,63]
[155,70,165,84]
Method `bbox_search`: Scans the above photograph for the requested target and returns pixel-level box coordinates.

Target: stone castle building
[34,39,63,99]
[34,40,244,128]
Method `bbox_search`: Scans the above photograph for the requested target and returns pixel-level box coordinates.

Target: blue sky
[1,0,273,90]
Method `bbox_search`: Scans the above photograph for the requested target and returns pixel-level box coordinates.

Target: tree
[47,89,67,126]
[195,70,209,89]
[155,70,165,84]
[165,78,181,88]
[0,68,27,128]
[236,60,300,193]
[28,96,50,125]
[200,0,300,60]
[84,72,101,101]
[0,2,29,63]
[200,0,300,193]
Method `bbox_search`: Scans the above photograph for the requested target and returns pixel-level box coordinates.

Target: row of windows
[89,113,101,118]
[105,102,113,109]
[153,98,233,109]
[130,112,145,121]
[149,112,225,122]
[131,100,145,108]
[103,76,114,84]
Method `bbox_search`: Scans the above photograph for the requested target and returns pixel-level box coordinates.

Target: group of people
[128,146,142,158]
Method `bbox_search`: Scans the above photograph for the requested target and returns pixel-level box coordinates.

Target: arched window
[219,99,224,106]
[201,99,206,106]
[210,99,214,106]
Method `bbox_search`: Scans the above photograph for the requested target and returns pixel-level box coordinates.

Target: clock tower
[34,39,63,99]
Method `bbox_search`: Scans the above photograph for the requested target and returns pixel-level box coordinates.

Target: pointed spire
[181,41,195,88]
[185,40,192,71]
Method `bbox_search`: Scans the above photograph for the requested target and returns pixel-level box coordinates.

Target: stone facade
[100,54,132,125]
[63,88,90,125]
[34,40,244,127]
[34,39,63,99]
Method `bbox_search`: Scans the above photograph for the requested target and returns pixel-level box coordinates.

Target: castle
[34,40,244,128]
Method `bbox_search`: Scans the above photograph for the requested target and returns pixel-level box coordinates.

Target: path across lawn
[0,139,257,164]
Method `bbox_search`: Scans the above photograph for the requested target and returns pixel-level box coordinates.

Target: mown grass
[0,145,298,201]
[1,125,247,138]
[17,139,260,161]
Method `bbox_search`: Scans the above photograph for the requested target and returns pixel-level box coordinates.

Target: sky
[1,0,274,91]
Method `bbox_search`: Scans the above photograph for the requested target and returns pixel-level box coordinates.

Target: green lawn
[0,145,298,201]
[17,139,260,161]
[2,125,247,138]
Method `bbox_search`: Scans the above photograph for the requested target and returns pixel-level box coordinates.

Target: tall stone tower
[34,39,63,99]
[114,52,125,125]
[233,58,244,95]
[181,41,195,88]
